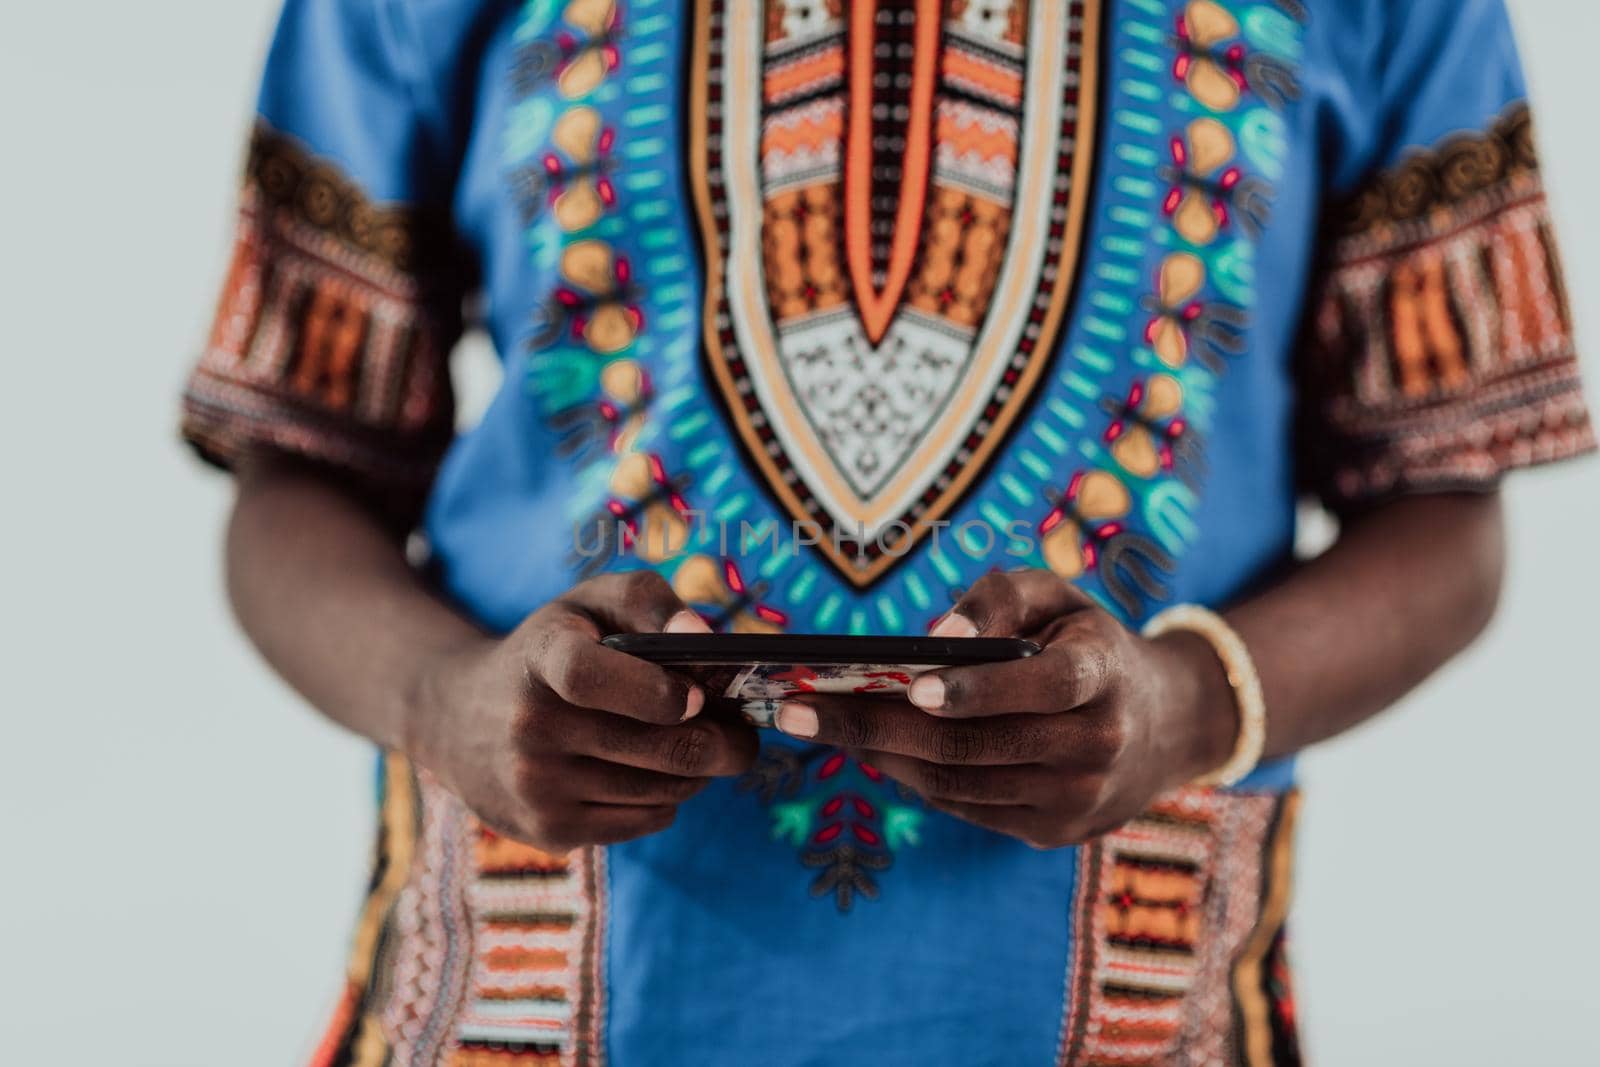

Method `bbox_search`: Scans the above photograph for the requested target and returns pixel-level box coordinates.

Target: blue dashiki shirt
[181,1,1594,1064]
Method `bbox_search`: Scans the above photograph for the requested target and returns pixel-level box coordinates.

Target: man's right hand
[406,571,758,853]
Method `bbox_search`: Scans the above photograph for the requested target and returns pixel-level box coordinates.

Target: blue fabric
[605,753,1078,1066]
[246,1,1533,1062]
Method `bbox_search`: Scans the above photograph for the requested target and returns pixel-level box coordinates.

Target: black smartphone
[601,633,1039,726]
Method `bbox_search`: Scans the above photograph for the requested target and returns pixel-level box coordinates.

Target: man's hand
[773,570,1235,849]
[408,572,759,854]
[229,455,1506,858]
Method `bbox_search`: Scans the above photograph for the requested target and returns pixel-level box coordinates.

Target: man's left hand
[773,570,1236,848]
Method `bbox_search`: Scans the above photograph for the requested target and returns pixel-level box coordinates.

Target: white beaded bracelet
[1142,603,1266,788]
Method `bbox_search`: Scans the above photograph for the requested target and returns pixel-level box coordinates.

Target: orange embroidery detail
[843,0,941,343]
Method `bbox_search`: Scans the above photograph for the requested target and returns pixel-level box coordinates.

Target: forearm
[224,454,487,754]
[1179,492,1506,769]
[225,452,1504,789]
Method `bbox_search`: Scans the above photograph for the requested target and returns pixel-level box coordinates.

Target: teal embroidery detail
[741,745,926,912]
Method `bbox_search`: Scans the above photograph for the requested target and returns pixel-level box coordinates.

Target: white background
[2,2,1596,1063]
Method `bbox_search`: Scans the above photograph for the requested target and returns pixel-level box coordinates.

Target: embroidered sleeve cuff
[178,123,461,498]
[1299,102,1596,507]
[180,365,454,492]
[1304,354,1595,505]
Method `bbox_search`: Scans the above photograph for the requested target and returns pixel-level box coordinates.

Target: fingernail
[681,686,705,721]
[776,702,819,738]
[908,674,946,711]
[929,612,978,639]
[666,609,712,634]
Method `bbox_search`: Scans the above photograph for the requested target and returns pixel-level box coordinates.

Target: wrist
[1149,629,1241,788]
[400,632,493,778]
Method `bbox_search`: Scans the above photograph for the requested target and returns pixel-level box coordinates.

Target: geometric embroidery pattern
[690,0,1103,585]
[1057,788,1298,1067]
[1301,101,1596,504]
[308,766,608,1067]
[449,832,606,1066]
[182,124,461,500]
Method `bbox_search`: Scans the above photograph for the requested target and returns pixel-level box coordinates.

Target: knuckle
[935,724,986,764]
[1057,579,1094,609]
[1086,718,1128,766]
[1072,648,1110,697]
[545,657,579,703]
[834,709,879,750]
[966,573,1020,630]
[623,568,670,602]
[995,721,1049,763]
[971,571,1016,602]
[1106,717,1132,759]
[1084,609,1116,637]
[663,728,711,775]
[525,626,562,687]
[647,674,683,716]
[542,635,588,700]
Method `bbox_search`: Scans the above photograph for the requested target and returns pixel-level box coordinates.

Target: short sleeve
[180,0,468,505]
[1296,1,1595,509]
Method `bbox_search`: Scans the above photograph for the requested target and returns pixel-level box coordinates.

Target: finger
[858,751,1055,806]
[561,570,707,636]
[559,706,760,777]
[909,615,1115,718]
[774,694,1056,765]
[571,803,679,846]
[567,757,713,805]
[933,569,1094,640]
[531,625,703,724]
